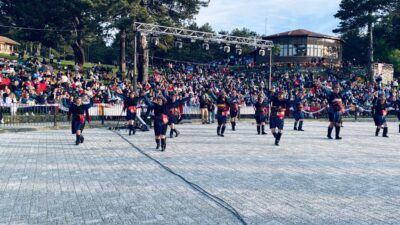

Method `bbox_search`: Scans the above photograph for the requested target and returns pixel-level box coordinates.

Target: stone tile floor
[0,120,399,225]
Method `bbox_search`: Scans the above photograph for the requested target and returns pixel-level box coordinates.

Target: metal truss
[134,22,274,49]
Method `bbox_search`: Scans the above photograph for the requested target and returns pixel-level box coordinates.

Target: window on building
[295,44,306,56]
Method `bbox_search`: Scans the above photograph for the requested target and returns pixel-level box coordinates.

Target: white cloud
[195,0,342,36]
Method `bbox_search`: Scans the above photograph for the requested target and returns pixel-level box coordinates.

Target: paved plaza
[0,121,399,225]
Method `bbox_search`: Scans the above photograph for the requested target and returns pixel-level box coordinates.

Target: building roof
[264,29,342,41]
[0,36,20,45]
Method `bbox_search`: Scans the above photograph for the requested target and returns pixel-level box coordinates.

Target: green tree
[0,0,107,69]
[334,0,395,81]
[106,0,210,82]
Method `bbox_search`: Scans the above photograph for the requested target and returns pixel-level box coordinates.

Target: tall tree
[107,0,210,82]
[0,0,107,69]
[334,0,395,81]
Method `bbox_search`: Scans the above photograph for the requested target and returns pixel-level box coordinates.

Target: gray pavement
[0,120,399,225]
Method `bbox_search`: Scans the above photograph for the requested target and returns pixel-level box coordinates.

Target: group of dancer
[67,82,400,149]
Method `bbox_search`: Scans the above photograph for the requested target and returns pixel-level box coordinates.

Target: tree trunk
[37,42,41,56]
[71,41,85,69]
[119,28,127,75]
[138,32,149,83]
[72,16,85,70]
[368,20,374,82]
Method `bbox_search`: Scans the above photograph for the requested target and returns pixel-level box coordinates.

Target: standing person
[323,83,345,140]
[68,96,93,145]
[373,95,390,137]
[229,90,240,131]
[164,91,191,138]
[293,91,306,131]
[209,90,230,137]
[394,96,400,133]
[122,91,142,136]
[143,94,186,151]
[199,93,209,124]
[208,98,215,124]
[253,94,268,135]
[270,91,288,146]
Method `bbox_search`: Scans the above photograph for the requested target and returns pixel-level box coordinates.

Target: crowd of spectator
[0,56,399,123]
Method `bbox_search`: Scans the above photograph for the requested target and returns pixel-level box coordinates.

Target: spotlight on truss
[223,45,231,53]
[235,45,242,55]
[202,43,210,50]
[175,39,183,49]
[150,36,159,47]
[190,39,196,43]
[259,49,266,56]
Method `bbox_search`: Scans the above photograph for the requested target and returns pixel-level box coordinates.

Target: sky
[195,0,342,36]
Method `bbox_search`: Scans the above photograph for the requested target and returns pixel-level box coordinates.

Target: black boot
[174,129,180,137]
[327,127,333,139]
[275,133,281,146]
[128,124,132,136]
[220,126,226,137]
[231,122,236,131]
[217,126,221,136]
[375,128,380,136]
[132,127,136,135]
[383,127,389,137]
[298,121,304,131]
[335,126,342,140]
[76,135,80,145]
[257,126,261,135]
[161,138,166,151]
[170,129,174,138]
[80,135,84,143]
[272,132,277,138]
[155,139,160,150]
[398,124,400,133]
[261,125,267,135]
[294,121,298,130]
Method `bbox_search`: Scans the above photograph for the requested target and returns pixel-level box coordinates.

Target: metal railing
[0,103,390,128]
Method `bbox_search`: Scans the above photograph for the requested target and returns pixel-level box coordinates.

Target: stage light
[235,45,242,55]
[202,43,210,50]
[150,36,159,47]
[259,49,266,56]
[175,39,183,49]
[223,45,231,53]
[190,39,196,43]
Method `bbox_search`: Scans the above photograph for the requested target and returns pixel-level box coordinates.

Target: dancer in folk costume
[209,90,231,137]
[373,94,390,137]
[252,93,268,135]
[68,96,93,145]
[322,83,346,140]
[163,91,191,138]
[292,90,306,131]
[143,93,190,151]
[122,91,143,136]
[270,91,288,146]
[229,90,241,131]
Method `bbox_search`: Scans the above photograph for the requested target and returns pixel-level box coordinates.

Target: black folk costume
[252,95,268,135]
[209,92,231,137]
[144,95,182,151]
[324,85,345,140]
[229,95,240,131]
[373,97,390,137]
[164,92,191,139]
[68,100,93,145]
[270,93,288,146]
[292,94,305,131]
[123,95,143,136]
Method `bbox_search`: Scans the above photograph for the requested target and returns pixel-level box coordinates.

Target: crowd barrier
[0,103,388,127]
